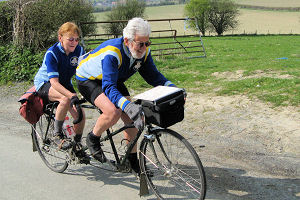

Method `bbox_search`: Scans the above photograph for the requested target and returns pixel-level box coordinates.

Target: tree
[184,0,210,36]
[0,2,13,44]
[104,0,146,38]
[7,0,39,48]
[184,0,238,36]
[3,0,96,50]
[207,0,238,36]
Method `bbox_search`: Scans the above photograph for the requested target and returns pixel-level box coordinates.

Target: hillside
[93,4,300,35]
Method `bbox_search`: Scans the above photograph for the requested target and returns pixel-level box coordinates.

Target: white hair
[123,17,151,41]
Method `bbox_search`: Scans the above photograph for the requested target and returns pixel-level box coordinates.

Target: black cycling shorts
[76,79,130,105]
[37,81,76,104]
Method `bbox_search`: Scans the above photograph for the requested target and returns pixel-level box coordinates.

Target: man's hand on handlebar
[124,102,145,132]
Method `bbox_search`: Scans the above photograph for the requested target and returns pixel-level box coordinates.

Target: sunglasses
[66,37,80,42]
[132,40,151,48]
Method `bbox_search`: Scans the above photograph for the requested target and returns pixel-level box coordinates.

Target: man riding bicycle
[76,17,176,174]
[34,22,86,150]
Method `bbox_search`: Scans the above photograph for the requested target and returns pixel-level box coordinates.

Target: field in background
[126,35,300,107]
[89,2,300,107]
[92,3,300,36]
[92,5,194,37]
[233,0,300,7]
[225,9,300,35]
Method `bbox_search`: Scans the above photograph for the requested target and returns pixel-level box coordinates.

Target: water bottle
[63,115,75,138]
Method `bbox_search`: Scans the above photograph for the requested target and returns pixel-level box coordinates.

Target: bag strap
[18,86,37,103]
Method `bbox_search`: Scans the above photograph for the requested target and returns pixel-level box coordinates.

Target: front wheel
[32,114,68,173]
[139,128,206,200]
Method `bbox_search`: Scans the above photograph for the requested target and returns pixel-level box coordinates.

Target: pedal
[79,157,91,165]
[74,146,91,165]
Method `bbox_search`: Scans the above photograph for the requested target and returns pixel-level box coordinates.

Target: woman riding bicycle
[34,22,86,150]
[76,17,176,174]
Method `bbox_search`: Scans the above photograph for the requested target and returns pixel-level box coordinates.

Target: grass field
[230,9,300,35]
[125,35,300,107]
[233,0,300,7]
[93,4,300,36]
[90,3,300,107]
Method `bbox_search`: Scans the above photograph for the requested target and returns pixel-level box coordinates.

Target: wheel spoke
[140,129,206,199]
[32,114,68,173]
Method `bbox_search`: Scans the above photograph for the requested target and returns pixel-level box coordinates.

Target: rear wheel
[139,129,206,199]
[32,114,68,173]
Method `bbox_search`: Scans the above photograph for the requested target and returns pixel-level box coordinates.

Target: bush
[5,0,96,51]
[0,0,96,84]
[0,44,44,83]
[104,0,146,38]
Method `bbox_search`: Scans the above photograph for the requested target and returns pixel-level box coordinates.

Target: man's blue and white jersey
[34,42,84,91]
[76,37,174,110]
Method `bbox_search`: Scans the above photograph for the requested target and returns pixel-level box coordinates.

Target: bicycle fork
[103,128,132,173]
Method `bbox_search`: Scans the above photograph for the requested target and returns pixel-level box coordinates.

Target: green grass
[124,35,300,107]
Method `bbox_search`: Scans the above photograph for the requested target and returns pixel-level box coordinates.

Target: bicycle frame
[31,102,57,146]
[82,104,145,170]
[39,102,167,171]
[43,103,58,141]
[99,121,167,175]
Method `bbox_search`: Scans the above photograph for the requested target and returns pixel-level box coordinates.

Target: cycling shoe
[52,132,72,150]
[86,132,106,163]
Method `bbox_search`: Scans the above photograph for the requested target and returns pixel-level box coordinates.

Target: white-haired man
[76,17,176,174]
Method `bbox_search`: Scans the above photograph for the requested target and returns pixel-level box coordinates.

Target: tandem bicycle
[31,87,207,199]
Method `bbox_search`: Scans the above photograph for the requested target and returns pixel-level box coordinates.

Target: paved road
[0,85,299,200]
[0,131,155,200]
[1,120,299,200]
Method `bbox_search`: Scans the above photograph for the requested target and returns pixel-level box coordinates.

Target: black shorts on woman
[37,81,76,105]
[76,79,130,106]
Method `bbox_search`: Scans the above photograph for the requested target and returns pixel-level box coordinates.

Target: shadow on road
[66,165,140,191]
[62,163,300,200]
[205,167,299,200]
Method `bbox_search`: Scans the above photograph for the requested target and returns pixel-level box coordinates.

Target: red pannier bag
[18,86,44,124]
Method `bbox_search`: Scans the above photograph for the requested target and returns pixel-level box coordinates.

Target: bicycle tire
[139,128,206,200]
[32,114,68,173]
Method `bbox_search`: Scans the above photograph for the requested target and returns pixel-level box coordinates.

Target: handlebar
[72,98,86,124]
